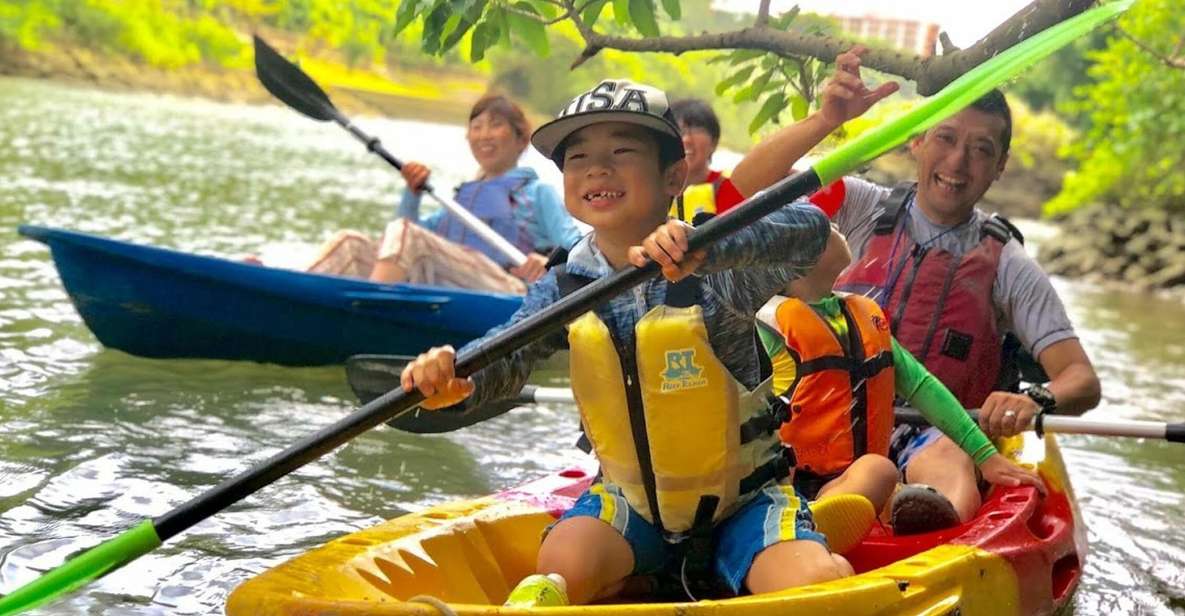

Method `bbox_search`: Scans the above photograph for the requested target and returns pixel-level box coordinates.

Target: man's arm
[729,46,899,199]
[1036,338,1101,415]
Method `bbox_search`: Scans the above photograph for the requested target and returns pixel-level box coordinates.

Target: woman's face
[467,110,526,175]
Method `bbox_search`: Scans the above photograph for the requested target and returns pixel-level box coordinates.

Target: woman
[308,94,582,294]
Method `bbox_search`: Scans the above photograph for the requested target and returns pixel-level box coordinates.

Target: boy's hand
[399,345,475,409]
[401,161,431,194]
[819,46,900,129]
[979,454,1046,495]
[628,220,707,282]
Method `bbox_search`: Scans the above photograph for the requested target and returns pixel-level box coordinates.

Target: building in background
[833,14,940,57]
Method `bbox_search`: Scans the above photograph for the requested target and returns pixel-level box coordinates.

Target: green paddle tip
[0,520,161,616]
[813,0,1134,186]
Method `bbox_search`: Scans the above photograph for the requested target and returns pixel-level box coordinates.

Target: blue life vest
[432,174,534,266]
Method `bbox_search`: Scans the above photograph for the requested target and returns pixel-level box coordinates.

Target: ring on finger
[1002,409,1017,419]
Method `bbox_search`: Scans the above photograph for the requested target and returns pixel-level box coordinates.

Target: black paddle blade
[344,354,526,433]
[253,34,336,122]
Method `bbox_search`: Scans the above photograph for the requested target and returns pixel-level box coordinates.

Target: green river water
[0,77,1181,615]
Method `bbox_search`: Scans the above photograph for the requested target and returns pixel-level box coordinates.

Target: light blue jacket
[397,167,583,266]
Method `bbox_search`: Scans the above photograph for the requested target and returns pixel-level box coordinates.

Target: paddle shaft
[332,111,529,267]
[154,169,822,539]
[516,385,1184,442]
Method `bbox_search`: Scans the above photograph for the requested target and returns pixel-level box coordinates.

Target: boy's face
[560,122,687,236]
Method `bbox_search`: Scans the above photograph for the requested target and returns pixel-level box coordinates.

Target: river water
[0,77,1181,615]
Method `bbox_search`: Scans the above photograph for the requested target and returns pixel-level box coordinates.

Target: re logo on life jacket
[661,348,708,392]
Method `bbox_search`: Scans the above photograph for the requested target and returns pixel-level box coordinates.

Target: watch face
[1026,385,1055,410]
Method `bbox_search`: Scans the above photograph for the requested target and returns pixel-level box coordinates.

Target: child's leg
[537,516,635,604]
[815,454,900,513]
[747,539,853,593]
[714,484,854,596]
[901,433,980,522]
[530,483,667,605]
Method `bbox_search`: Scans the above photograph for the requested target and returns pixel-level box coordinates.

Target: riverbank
[1040,205,1185,293]
[0,38,488,125]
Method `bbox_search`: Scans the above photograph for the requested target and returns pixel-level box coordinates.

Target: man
[667,98,747,223]
[730,47,1101,534]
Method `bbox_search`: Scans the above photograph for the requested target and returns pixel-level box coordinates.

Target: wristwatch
[1024,384,1057,413]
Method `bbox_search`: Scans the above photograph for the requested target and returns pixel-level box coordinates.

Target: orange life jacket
[774,293,896,476]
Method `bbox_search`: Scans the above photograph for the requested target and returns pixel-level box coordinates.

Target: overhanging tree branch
[563,0,1095,94]
[1114,25,1185,70]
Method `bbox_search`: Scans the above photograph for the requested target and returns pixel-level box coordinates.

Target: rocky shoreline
[1040,206,1185,290]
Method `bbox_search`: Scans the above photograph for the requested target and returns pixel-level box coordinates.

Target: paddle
[347,354,1185,443]
[0,4,1131,614]
[251,35,529,268]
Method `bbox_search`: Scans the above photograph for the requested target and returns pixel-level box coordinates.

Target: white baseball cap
[531,79,685,164]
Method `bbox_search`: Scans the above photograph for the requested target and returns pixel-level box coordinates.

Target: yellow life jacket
[563,272,788,534]
[670,174,725,224]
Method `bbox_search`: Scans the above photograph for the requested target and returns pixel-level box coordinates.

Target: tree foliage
[1046,0,1185,215]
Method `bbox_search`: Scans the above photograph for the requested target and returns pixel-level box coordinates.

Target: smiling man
[728,47,1101,535]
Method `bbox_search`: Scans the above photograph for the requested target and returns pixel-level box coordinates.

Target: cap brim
[531,109,683,161]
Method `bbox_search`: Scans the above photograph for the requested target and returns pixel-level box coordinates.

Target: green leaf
[749,93,786,134]
[507,2,549,56]
[441,0,488,53]
[438,13,464,45]
[714,65,755,96]
[628,0,660,37]
[708,49,764,65]
[772,5,800,30]
[470,20,496,61]
[660,0,681,20]
[581,0,610,28]
[612,0,630,25]
[790,94,808,120]
[529,0,560,19]
[490,7,512,48]
[420,1,451,54]
[749,67,777,95]
[393,0,423,36]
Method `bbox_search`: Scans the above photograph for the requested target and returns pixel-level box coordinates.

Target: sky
[714,0,1034,48]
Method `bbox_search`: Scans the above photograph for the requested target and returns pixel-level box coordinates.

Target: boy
[757,230,1044,531]
[401,78,865,606]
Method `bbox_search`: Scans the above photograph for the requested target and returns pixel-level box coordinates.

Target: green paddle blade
[813,0,1134,185]
[0,520,161,616]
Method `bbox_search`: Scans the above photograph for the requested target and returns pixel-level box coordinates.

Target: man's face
[560,122,686,236]
[679,122,717,179]
[909,108,1009,222]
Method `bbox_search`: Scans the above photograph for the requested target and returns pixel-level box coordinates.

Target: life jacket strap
[873,181,917,235]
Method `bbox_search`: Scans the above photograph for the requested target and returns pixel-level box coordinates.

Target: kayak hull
[227,433,1085,615]
[18,225,522,365]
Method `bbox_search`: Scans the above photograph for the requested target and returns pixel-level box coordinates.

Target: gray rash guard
[831,176,1077,359]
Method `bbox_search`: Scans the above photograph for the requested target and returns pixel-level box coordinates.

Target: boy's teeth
[586,191,623,200]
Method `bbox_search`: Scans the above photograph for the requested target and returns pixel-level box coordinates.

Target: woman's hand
[627,220,707,282]
[399,345,474,410]
[510,252,549,283]
[401,162,431,194]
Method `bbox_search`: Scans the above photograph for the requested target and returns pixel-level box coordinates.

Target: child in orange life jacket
[756,229,1044,518]
[400,78,873,607]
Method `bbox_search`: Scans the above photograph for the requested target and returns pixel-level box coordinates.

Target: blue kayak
[19,225,523,366]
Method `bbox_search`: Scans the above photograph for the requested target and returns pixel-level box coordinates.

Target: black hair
[970,89,1012,157]
[670,98,721,144]
[551,127,685,171]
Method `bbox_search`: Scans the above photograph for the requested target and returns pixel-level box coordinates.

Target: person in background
[307,94,583,294]
[666,98,746,224]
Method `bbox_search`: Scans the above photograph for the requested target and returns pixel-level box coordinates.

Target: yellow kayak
[227,433,1085,615]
